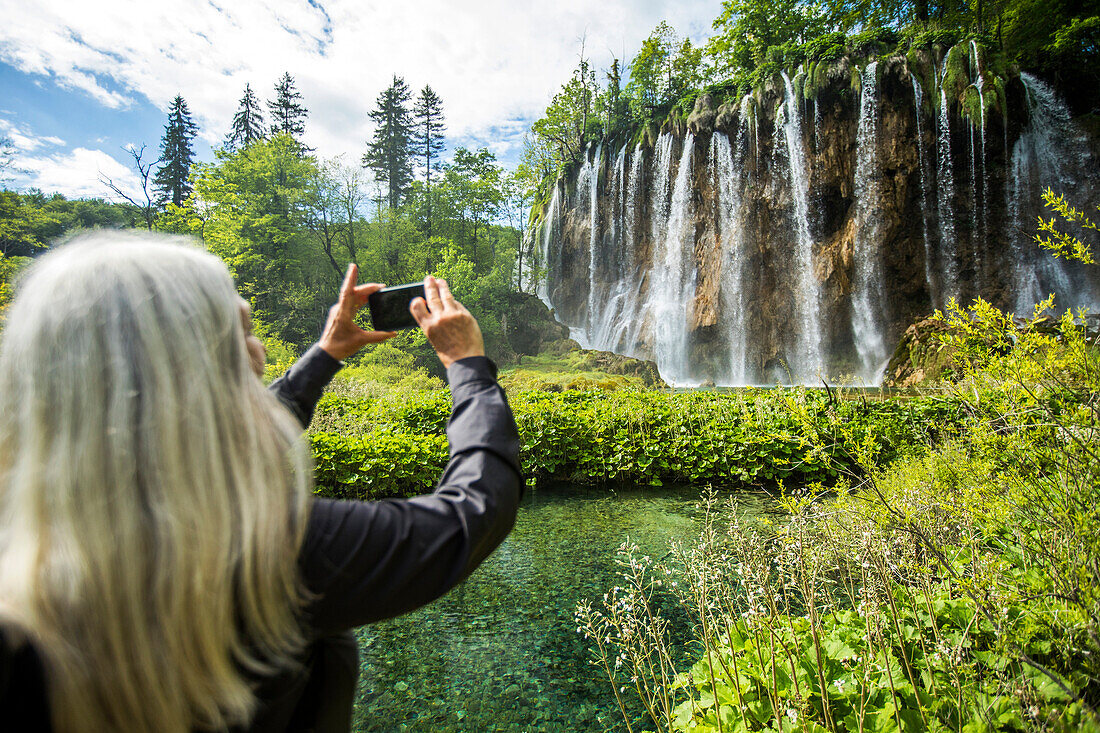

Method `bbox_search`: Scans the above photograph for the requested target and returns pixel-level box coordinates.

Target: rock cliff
[534,44,1099,385]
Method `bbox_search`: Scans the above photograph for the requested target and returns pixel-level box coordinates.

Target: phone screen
[368,282,425,331]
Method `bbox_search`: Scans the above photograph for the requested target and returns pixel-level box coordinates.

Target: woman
[0,232,522,732]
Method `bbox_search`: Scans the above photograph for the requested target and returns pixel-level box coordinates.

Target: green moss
[942,42,971,105]
[792,69,807,102]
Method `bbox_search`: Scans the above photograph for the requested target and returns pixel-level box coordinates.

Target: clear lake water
[351,483,774,732]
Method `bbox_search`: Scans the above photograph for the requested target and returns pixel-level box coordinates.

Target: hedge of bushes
[309,388,965,499]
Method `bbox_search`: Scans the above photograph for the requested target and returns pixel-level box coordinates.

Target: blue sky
[0,0,718,201]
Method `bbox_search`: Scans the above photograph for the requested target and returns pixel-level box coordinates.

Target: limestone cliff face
[535,46,1099,386]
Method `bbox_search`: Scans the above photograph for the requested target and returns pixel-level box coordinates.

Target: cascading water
[644,134,697,384]
[851,62,889,383]
[911,73,938,307]
[582,144,602,335]
[937,83,960,303]
[1009,73,1093,312]
[588,145,642,353]
[711,130,748,384]
[537,185,560,306]
[780,71,824,381]
[971,42,988,289]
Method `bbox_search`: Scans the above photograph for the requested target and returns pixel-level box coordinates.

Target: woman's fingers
[339,264,359,311]
[363,330,397,344]
[424,276,444,313]
[436,277,457,308]
[410,296,430,324]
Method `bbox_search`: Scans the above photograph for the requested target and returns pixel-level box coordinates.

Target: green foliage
[0,251,29,328]
[225,83,267,150]
[528,54,600,174]
[310,431,448,499]
[0,190,138,256]
[364,75,414,210]
[267,72,309,145]
[1035,187,1098,264]
[310,386,960,497]
[625,22,703,121]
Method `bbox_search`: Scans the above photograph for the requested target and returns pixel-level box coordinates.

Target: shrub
[309,386,962,498]
[310,431,448,499]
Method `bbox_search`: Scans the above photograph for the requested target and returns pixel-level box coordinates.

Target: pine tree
[267,72,309,145]
[153,95,199,207]
[225,83,266,150]
[363,75,414,210]
[412,85,446,233]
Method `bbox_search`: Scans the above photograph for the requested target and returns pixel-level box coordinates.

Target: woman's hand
[319,264,396,361]
[410,276,485,369]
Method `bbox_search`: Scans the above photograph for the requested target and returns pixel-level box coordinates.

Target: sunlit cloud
[12,145,140,200]
[0,117,66,152]
[0,0,718,169]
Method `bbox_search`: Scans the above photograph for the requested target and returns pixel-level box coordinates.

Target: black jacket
[0,347,522,732]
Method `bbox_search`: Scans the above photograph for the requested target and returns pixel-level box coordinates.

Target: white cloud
[0,0,719,168]
[0,117,66,152]
[12,145,141,200]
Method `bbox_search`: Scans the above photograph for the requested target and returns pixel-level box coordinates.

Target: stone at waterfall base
[882,317,957,388]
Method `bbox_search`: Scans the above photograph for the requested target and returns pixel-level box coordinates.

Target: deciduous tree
[101,143,160,230]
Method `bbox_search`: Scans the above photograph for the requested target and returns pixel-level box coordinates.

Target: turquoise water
[351,484,773,732]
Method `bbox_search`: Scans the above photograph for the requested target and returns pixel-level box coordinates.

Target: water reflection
[353,484,773,732]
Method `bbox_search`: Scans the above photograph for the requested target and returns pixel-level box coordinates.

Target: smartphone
[368,282,425,331]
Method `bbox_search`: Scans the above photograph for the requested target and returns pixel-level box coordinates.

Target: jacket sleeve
[267,344,344,428]
[298,356,523,634]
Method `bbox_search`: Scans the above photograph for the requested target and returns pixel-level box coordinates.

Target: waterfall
[589,145,643,353]
[937,84,960,303]
[712,131,748,384]
[613,147,648,353]
[1009,73,1091,311]
[583,144,602,334]
[851,62,888,383]
[780,71,824,381]
[742,94,757,166]
[643,134,697,384]
[911,73,938,307]
[537,52,1098,388]
[537,184,560,306]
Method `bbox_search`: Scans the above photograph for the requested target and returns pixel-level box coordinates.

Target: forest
[0,73,545,380]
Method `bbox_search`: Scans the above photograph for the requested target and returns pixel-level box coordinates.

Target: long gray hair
[0,232,312,732]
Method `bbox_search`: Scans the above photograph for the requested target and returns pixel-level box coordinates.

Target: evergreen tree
[225,83,266,150]
[267,72,309,145]
[153,95,198,208]
[363,75,414,210]
[412,85,446,222]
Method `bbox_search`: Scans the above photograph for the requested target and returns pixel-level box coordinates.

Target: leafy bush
[311,431,448,499]
[801,32,848,63]
[309,386,961,498]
